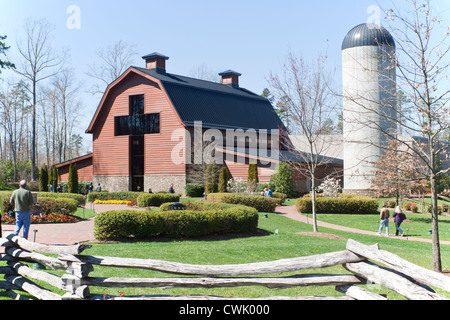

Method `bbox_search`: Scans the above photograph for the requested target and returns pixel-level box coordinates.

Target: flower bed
[93,199,133,205]
[1,212,78,224]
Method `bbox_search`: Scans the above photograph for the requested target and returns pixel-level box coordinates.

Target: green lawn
[302,211,450,241]
[1,196,450,300]
[2,210,449,300]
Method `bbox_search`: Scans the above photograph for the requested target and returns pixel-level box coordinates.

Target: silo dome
[342,23,395,50]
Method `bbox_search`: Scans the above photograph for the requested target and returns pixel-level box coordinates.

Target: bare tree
[188,63,220,82]
[384,0,450,272]
[14,18,64,180]
[268,52,340,232]
[345,0,450,272]
[86,40,137,95]
[40,68,83,165]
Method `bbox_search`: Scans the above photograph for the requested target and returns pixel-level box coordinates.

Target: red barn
[56,53,342,195]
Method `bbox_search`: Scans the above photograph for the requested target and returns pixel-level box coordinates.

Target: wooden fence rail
[0,235,449,300]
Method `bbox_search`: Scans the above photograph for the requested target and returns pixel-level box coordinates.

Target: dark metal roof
[218,70,242,76]
[141,52,169,60]
[342,23,395,50]
[133,67,286,131]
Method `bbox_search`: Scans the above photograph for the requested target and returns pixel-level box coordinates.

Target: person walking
[393,206,406,236]
[377,204,390,236]
[10,180,34,240]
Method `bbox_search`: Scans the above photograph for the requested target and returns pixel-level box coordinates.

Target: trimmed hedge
[185,183,205,197]
[37,192,86,206]
[295,196,378,214]
[2,191,84,214]
[86,191,142,203]
[136,193,181,207]
[37,198,78,215]
[207,193,280,212]
[94,203,258,240]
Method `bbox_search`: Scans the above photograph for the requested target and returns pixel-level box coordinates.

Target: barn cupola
[142,52,169,73]
[219,70,241,88]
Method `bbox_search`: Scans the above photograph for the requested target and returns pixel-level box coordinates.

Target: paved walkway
[1,204,449,246]
[276,205,450,246]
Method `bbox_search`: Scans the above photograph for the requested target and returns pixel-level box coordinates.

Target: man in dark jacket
[10,180,34,239]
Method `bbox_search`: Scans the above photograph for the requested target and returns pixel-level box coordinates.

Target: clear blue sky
[1,0,449,149]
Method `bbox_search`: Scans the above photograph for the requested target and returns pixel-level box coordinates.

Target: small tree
[218,166,229,193]
[317,177,341,198]
[39,165,48,191]
[271,162,294,196]
[247,164,259,193]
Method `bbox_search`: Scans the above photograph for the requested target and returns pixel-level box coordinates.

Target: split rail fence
[0,235,449,300]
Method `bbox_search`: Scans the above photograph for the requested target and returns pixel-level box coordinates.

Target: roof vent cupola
[142,52,169,73]
[219,70,241,88]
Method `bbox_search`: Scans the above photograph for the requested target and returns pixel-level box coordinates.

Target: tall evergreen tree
[247,164,259,192]
[39,165,48,191]
[218,166,229,193]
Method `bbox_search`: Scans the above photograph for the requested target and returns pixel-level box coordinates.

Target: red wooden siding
[91,71,186,178]
[56,154,93,183]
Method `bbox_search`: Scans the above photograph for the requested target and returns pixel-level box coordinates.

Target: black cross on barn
[114,94,160,191]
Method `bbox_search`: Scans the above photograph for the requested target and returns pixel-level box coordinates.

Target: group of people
[48,184,63,193]
[85,183,102,194]
[261,187,273,197]
[378,204,407,237]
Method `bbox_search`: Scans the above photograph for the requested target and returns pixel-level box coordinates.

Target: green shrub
[270,162,294,196]
[87,191,143,203]
[38,192,86,206]
[207,193,280,212]
[272,192,287,204]
[383,199,396,208]
[185,183,205,197]
[136,193,181,207]
[37,197,78,215]
[94,210,165,240]
[410,203,418,213]
[1,192,13,214]
[2,191,83,214]
[295,196,378,214]
[94,204,258,240]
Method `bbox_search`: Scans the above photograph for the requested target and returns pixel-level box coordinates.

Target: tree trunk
[429,173,442,272]
[311,175,318,232]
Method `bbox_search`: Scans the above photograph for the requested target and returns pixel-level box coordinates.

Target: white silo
[342,23,397,194]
